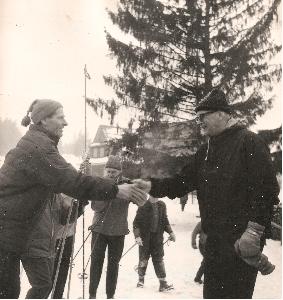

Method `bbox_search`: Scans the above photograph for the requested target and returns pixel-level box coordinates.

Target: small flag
[84,65,91,80]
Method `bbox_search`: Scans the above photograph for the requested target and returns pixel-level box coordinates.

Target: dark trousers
[0,248,21,298]
[89,233,125,298]
[21,256,54,298]
[0,247,53,299]
[51,236,73,299]
[203,235,258,299]
[195,241,206,281]
[195,259,205,281]
[138,233,166,279]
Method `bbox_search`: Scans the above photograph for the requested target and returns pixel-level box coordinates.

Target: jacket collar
[210,122,246,144]
[29,124,60,146]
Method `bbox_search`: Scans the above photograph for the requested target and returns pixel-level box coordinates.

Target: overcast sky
[0,0,123,145]
[0,0,281,146]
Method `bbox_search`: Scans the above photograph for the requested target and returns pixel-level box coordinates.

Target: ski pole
[72,231,92,262]
[66,203,79,298]
[51,198,77,299]
[163,238,170,245]
[82,230,101,272]
[121,242,138,260]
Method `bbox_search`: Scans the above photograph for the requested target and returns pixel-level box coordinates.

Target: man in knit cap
[0,99,147,298]
[133,89,279,298]
[88,155,132,299]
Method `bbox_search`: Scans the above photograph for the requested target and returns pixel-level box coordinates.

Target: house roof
[90,125,124,147]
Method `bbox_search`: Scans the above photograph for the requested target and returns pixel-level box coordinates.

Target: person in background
[133,196,176,292]
[51,195,81,299]
[88,155,132,299]
[20,194,78,298]
[51,159,91,299]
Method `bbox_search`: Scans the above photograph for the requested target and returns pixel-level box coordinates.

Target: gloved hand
[235,247,275,275]
[257,254,275,275]
[169,232,176,242]
[117,184,148,207]
[191,241,198,249]
[135,237,143,246]
[132,179,152,193]
[88,224,96,232]
[234,221,275,276]
[234,221,265,258]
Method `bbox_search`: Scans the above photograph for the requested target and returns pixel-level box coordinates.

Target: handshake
[79,155,151,207]
[234,221,275,275]
[116,179,152,207]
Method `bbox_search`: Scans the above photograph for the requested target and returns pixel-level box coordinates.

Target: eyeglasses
[195,111,214,122]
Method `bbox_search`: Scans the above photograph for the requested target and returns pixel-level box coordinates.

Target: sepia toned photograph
[0,0,281,298]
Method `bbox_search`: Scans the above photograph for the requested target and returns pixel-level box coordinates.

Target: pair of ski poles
[50,197,79,299]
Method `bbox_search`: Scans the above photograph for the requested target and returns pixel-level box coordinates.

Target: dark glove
[191,241,197,249]
[88,224,96,231]
[60,200,79,225]
[257,254,275,275]
[234,221,264,258]
[235,250,275,275]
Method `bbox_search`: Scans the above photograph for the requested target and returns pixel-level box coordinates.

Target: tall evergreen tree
[104,0,281,124]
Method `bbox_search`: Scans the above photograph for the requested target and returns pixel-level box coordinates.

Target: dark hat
[21,99,63,127]
[195,89,232,114]
[105,155,122,171]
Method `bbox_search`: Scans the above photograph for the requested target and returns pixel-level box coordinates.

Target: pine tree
[104,0,281,124]
[93,0,281,178]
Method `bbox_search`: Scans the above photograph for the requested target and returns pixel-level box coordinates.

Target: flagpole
[84,64,87,151]
[83,64,87,299]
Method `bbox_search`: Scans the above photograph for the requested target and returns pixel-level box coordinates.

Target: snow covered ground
[19,198,281,299]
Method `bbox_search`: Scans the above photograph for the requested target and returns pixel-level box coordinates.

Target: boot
[137,277,144,288]
[159,280,174,292]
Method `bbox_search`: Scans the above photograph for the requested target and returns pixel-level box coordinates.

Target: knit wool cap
[105,155,122,171]
[21,99,63,127]
[195,89,232,114]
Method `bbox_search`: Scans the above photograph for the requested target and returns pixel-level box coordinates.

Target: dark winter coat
[0,125,118,253]
[150,125,279,240]
[21,194,61,258]
[21,193,80,258]
[133,200,172,251]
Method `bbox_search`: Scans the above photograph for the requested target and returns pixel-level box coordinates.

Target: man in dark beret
[0,99,147,298]
[133,89,279,298]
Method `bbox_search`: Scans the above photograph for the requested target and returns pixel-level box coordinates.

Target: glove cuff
[247,221,265,237]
